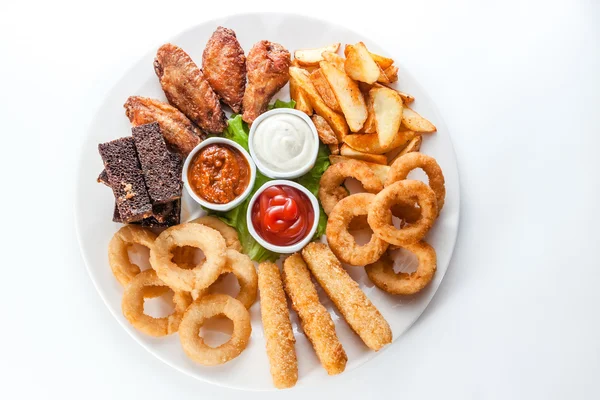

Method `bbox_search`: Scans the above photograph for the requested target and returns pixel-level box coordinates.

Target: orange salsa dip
[187,144,250,204]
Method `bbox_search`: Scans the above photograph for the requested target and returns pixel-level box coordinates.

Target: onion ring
[190,216,242,251]
[367,180,437,246]
[172,216,242,268]
[108,225,157,286]
[194,249,258,309]
[178,294,252,365]
[386,152,446,213]
[326,193,389,266]
[319,159,383,215]
[121,269,192,336]
[149,223,227,295]
[365,241,437,295]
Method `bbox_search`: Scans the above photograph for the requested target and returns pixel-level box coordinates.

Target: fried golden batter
[242,41,291,124]
[154,43,226,134]
[203,27,246,113]
[124,96,203,155]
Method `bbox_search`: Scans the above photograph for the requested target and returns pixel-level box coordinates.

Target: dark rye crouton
[112,200,181,227]
[97,170,109,186]
[98,137,153,222]
[132,122,183,204]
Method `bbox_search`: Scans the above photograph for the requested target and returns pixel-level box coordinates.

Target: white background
[1,0,598,399]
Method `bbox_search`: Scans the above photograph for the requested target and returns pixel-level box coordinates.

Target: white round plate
[76,12,460,391]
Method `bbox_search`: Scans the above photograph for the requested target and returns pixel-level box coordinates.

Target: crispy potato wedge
[291,58,318,73]
[397,90,414,104]
[388,135,423,165]
[358,81,373,94]
[382,65,399,83]
[310,69,342,113]
[329,155,390,184]
[370,86,403,147]
[369,52,394,69]
[402,106,436,133]
[343,129,414,154]
[328,144,340,155]
[320,61,368,132]
[344,43,381,84]
[289,66,349,141]
[294,43,341,67]
[322,51,345,70]
[373,82,414,104]
[363,92,376,134]
[311,114,338,144]
[290,77,313,115]
[340,144,387,164]
[376,68,391,84]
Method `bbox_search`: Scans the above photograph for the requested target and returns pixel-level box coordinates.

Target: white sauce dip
[252,113,316,173]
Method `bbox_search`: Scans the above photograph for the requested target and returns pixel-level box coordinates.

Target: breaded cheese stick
[257,262,298,388]
[283,254,347,375]
[301,243,392,351]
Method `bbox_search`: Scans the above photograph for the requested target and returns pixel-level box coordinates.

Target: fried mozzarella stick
[301,243,392,351]
[258,262,298,389]
[283,254,347,375]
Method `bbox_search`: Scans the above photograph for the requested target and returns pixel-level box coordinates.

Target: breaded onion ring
[367,180,437,246]
[122,269,192,336]
[326,193,389,266]
[150,223,227,295]
[178,294,252,365]
[194,249,258,309]
[319,159,383,215]
[108,225,157,286]
[365,241,437,295]
[386,152,446,213]
[282,254,347,375]
[189,216,242,251]
[172,216,243,268]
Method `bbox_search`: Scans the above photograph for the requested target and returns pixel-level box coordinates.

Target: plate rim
[74,11,461,391]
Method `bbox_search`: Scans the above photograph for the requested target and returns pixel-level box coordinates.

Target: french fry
[368,52,394,69]
[289,67,349,141]
[401,106,436,133]
[388,135,422,165]
[340,144,387,165]
[328,144,340,155]
[311,114,338,144]
[363,92,376,134]
[358,81,373,94]
[310,69,342,113]
[291,58,318,73]
[294,43,341,67]
[343,129,415,154]
[290,77,313,115]
[344,43,381,84]
[370,86,403,147]
[373,82,414,104]
[382,65,398,83]
[320,61,368,133]
[322,51,345,70]
[329,155,390,184]
[376,68,391,84]
[397,90,414,104]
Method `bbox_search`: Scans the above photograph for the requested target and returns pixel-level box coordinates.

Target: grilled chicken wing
[124,96,204,155]
[202,27,246,113]
[154,43,226,134]
[242,41,291,124]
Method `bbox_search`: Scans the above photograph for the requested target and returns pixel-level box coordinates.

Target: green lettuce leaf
[267,99,296,110]
[208,101,328,262]
[223,114,250,151]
